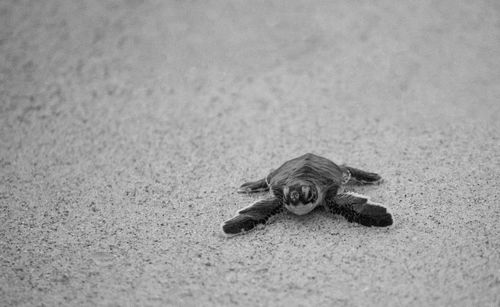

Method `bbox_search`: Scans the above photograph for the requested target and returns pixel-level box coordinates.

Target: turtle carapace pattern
[221,153,393,235]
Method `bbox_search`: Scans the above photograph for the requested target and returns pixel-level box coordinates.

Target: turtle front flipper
[221,197,282,235]
[343,166,383,184]
[237,178,269,193]
[325,191,393,227]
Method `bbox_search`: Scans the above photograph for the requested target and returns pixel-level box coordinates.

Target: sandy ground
[1,0,500,306]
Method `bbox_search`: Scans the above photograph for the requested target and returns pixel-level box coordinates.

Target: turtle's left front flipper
[221,197,282,235]
[325,192,393,227]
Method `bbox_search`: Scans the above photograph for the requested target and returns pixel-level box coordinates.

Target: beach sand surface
[1,1,499,306]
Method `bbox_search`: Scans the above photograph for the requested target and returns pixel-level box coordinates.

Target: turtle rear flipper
[221,197,282,235]
[344,166,382,184]
[326,192,393,227]
[237,178,269,193]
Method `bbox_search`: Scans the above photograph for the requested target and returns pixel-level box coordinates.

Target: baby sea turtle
[222,153,393,235]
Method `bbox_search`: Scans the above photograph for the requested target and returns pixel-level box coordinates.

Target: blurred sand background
[1,0,499,306]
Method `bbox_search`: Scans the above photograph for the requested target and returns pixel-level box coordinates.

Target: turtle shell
[266,153,345,189]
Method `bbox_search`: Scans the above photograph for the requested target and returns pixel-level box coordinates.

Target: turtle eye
[290,191,300,202]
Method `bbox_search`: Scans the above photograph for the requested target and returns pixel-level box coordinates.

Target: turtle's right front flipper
[221,197,282,235]
[343,166,382,184]
[237,177,269,193]
[325,191,393,227]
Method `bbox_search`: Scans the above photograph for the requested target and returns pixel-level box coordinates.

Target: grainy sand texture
[1,1,499,306]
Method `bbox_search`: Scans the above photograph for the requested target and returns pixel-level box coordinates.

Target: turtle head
[282,182,318,215]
